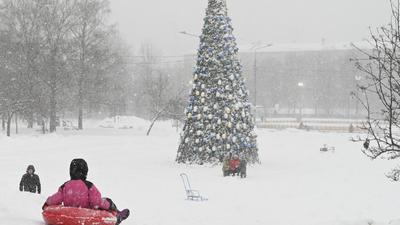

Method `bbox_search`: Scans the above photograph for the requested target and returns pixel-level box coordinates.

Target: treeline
[0,0,134,135]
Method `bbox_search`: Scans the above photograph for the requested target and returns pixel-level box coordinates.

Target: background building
[184,42,369,119]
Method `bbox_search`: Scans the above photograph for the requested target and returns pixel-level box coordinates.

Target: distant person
[20,165,41,194]
[239,158,247,178]
[229,155,240,176]
[222,156,231,177]
[42,159,130,225]
[349,124,354,133]
[363,138,370,150]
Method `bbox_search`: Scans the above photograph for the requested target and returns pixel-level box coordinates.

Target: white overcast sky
[110,0,390,55]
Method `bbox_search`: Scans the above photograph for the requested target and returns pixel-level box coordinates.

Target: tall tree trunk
[146,106,168,136]
[15,112,18,134]
[78,107,83,130]
[1,114,5,131]
[78,77,83,130]
[49,53,57,133]
[49,84,57,133]
[78,23,86,130]
[42,118,46,134]
[6,112,13,137]
[27,111,34,128]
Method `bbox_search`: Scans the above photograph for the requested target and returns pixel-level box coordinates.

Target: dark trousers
[223,170,230,177]
[231,168,239,176]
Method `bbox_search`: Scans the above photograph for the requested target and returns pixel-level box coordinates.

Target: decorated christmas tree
[176,0,259,164]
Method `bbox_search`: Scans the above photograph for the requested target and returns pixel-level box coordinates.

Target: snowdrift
[98,116,175,133]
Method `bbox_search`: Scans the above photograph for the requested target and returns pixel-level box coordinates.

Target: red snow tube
[43,205,117,225]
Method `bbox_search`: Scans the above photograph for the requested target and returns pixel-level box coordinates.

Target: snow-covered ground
[1,121,400,225]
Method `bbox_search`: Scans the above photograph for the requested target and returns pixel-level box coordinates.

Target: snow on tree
[176,0,259,164]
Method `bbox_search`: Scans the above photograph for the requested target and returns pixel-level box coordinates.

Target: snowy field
[1,121,400,225]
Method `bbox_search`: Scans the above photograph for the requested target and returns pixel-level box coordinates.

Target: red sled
[42,205,117,225]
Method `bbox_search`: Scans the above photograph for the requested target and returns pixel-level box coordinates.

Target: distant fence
[256,118,366,133]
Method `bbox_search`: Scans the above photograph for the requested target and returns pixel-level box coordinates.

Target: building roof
[239,41,371,53]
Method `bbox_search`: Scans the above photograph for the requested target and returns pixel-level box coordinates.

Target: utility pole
[297,82,305,120]
[252,43,273,121]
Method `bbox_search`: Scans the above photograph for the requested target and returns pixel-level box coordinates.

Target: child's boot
[116,209,130,225]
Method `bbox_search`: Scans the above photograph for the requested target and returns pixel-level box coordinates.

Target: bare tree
[0,0,134,136]
[83,32,133,117]
[38,0,77,132]
[353,0,400,163]
[130,43,187,135]
[0,16,31,136]
[71,0,111,130]
[0,0,45,128]
[0,73,29,136]
[144,74,186,136]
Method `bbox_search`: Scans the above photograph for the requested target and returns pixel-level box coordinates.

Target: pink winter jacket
[46,180,110,210]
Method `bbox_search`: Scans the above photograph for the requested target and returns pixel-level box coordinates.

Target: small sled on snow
[320,144,335,152]
[180,173,207,201]
[43,205,117,225]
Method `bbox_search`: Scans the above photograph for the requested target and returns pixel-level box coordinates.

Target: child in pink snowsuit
[43,159,130,224]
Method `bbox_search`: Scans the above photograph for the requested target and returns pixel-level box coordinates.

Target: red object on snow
[43,205,117,225]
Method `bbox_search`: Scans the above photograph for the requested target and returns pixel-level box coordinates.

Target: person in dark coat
[363,138,370,150]
[239,158,247,178]
[222,156,231,177]
[20,165,41,194]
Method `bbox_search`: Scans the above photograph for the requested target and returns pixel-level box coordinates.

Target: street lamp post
[253,43,273,121]
[354,75,362,116]
[297,82,305,120]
